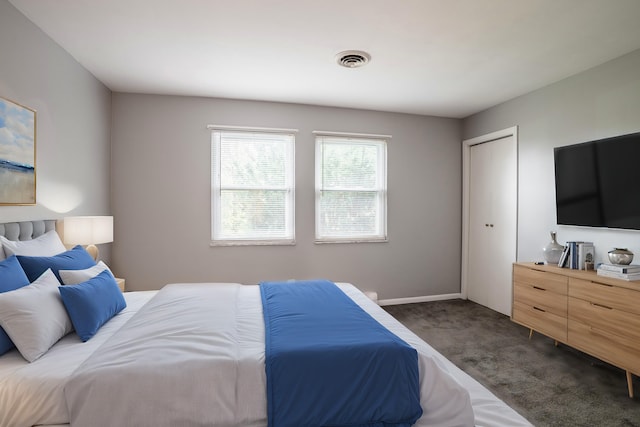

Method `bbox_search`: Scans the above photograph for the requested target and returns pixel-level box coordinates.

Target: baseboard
[378,293,464,306]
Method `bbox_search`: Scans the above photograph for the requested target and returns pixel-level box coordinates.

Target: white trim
[210,129,295,244]
[210,239,295,247]
[461,126,519,301]
[207,124,298,134]
[314,135,387,243]
[312,130,392,139]
[462,127,515,146]
[378,293,463,306]
[314,238,388,244]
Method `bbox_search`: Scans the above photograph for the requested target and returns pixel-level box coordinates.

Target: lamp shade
[63,216,114,245]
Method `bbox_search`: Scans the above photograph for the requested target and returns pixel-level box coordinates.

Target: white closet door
[467,135,517,316]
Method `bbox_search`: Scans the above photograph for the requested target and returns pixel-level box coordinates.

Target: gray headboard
[0,220,57,241]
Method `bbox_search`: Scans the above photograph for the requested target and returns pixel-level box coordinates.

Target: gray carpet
[383,299,640,427]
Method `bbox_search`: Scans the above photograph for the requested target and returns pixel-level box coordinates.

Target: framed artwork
[0,96,36,205]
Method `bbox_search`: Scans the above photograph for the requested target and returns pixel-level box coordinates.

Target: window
[315,133,387,243]
[211,128,295,245]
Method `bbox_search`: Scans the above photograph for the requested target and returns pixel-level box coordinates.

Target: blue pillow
[17,245,96,283]
[58,270,126,342]
[0,255,31,355]
[0,255,30,293]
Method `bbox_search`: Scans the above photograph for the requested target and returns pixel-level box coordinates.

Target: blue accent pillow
[58,270,127,342]
[17,245,96,283]
[0,255,32,355]
[0,255,30,293]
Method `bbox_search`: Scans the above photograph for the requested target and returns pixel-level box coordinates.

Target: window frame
[210,126,296,246]
[314,132,388,244]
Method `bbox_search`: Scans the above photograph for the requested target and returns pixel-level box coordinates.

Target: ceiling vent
[336,50,371,68]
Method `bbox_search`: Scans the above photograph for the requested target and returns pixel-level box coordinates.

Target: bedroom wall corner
[0,0,113,261]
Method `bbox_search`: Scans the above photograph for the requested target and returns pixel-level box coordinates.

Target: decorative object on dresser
[577,242,595,270]
[597,262,640,281]
[62,216,114,261]
[512,262,640,398]
[607,248,634,265]
[0,96,36,206]
[542,231,564,265]
[558,241,594,270]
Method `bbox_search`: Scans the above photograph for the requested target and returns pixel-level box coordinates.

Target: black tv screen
[554,131,640,231]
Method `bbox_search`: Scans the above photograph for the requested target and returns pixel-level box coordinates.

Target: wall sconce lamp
[62,216,113,261]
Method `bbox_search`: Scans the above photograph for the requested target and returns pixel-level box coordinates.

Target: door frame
[461,126,518,300]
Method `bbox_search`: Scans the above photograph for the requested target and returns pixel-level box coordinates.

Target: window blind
[315,135,387,242]
[211,130,295,244]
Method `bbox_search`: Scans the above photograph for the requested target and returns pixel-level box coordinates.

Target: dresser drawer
[568,319,640,375]
[569,278,640,316]
[569,297,640,344]
[513,265,568,295]
[513,300,567,342]
[514,282,567,317]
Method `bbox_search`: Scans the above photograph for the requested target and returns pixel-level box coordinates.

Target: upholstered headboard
[0,220,57,241]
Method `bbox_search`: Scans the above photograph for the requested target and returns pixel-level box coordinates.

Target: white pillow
[59,261,113,285]
[0,230,66,257]
[0,269,73,362]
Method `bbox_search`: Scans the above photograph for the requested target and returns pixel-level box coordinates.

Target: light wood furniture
[513,262,640,398]
[115,278,126,293]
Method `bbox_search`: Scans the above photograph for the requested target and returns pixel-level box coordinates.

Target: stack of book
[558,241,594,270]
[597,263,640,281]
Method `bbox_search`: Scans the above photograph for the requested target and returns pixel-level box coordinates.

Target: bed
[0,220,532,427]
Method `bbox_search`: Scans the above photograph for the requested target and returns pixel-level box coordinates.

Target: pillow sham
[0,269,73,362]
[59,270,126,342]
[59,261,113,285]
[0,230,66,257]
[0,255,32,355]
[17,245,96,283]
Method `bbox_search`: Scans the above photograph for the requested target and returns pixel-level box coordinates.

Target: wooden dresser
[512,262,640,398]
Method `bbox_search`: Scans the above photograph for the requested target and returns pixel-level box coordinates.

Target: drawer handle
[533,306,546,312]
[591,302,613,310]
[592,282,613,288]
[532,286,546,291]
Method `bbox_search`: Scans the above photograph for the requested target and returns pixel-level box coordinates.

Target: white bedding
[0,291,156,427]
[0,283,532,427]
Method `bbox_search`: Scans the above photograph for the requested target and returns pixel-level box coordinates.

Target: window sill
[210,239,295,247]
[314,238,388,244]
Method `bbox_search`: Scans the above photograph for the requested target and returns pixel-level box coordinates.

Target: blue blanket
[260,280,423,427]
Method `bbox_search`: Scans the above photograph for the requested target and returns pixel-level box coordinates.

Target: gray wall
[463,49,640,265]
[111,93,462,299]
[0,0,112,259]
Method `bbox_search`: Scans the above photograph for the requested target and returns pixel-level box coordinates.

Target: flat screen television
[554,131,640,231]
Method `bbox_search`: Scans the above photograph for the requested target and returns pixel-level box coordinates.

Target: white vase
[543,231,563,265]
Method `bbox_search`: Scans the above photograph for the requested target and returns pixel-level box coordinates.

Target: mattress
[0,284,532,427]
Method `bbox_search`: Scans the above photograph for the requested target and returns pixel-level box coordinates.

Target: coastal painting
[0,97,36,205]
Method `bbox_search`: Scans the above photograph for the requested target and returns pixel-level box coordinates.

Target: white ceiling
[9,0,640,118]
